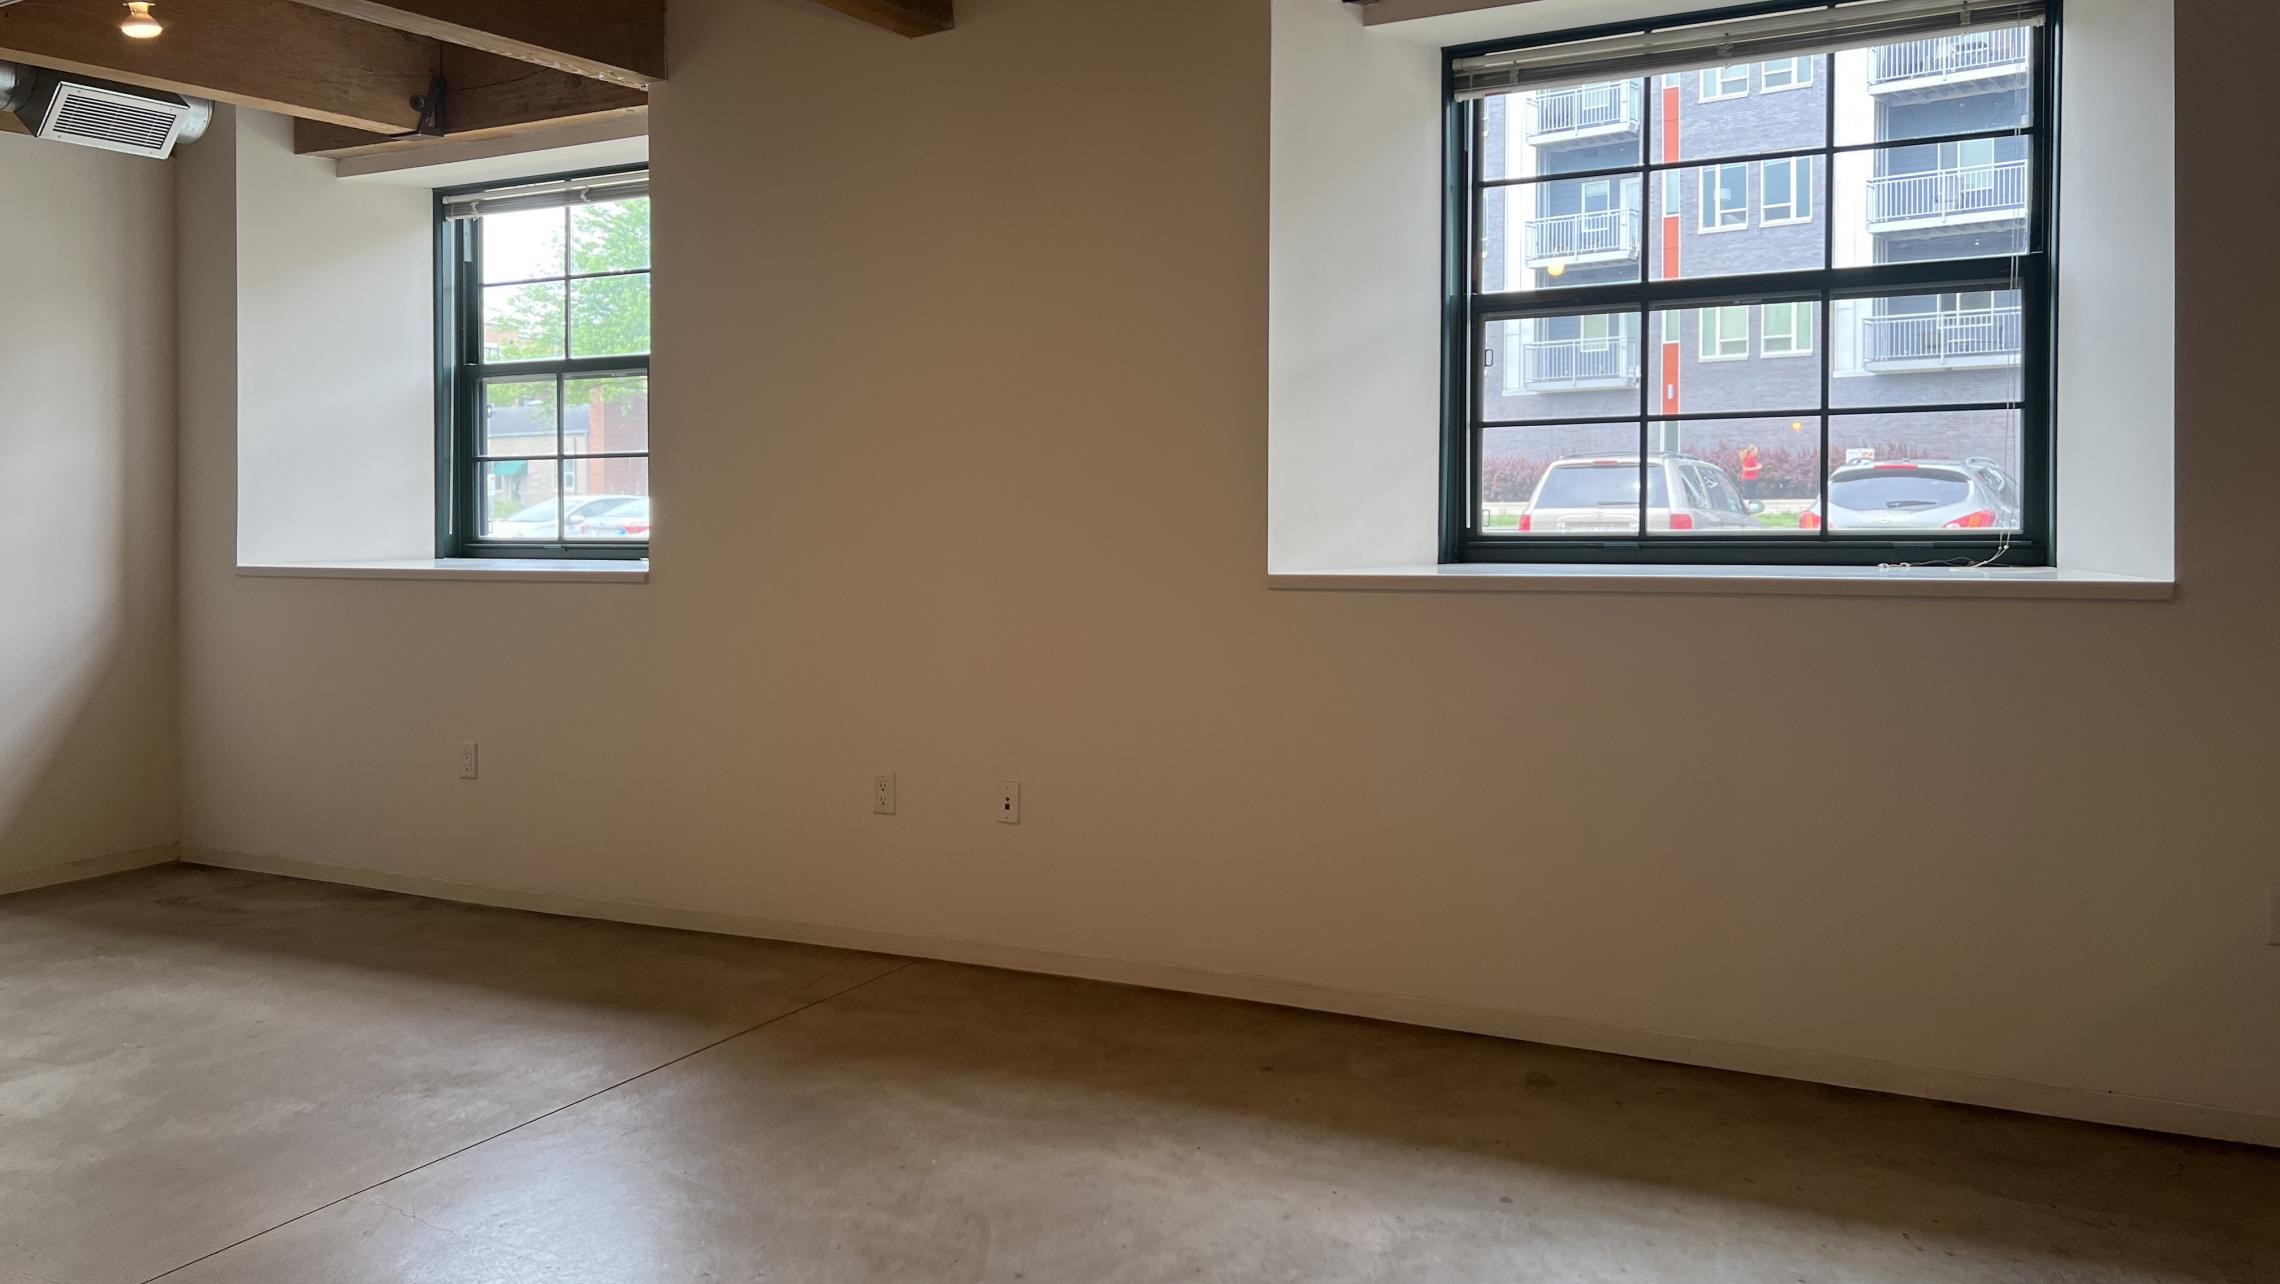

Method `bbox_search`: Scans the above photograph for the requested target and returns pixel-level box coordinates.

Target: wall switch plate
[458,741,479,781]
[996,780,1021,825]
[873,773,897,816]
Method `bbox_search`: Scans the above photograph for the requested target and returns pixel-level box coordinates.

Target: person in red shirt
[1738,443,1763,501]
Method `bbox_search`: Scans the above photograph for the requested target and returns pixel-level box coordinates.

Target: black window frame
[1440,0,2060,567]
[435,162,652,561]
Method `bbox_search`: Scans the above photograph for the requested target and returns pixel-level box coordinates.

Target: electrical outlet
[996,780,1021,825]
[458,741,479,781]
[873,773,897,816]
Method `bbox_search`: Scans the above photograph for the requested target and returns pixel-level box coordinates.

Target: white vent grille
[37,82,190,158]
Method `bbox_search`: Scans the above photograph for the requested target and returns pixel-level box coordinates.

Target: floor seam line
[132,956,921,1283]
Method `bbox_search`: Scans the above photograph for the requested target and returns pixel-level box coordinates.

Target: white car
[487,494,645,540]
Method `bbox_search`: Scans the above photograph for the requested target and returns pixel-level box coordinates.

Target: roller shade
[442,171,649,220]
[1452,0,2043,101]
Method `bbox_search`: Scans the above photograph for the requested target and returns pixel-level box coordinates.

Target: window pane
[1653,56,1825,162]
[1484,422,1644,536]
[1648,418,1819,534]
[479,379,557,458]
[1831,291,2023,407]
[559,458,651,541]
[1833,143,2030,267]
[1480,81,1644,182]
[482,460,562,541]
[563,375,651,456]
[1819,411,2024,533]
[1482,311,1640,422]
[1481,180,1643,293]
[570,197,651,274]
[1646,303,1818,415]
[569,274,652,358]
[1833,29,2033,145]
[1652,161,1823,280]
[483,282,566,362]
[479,208,565,283]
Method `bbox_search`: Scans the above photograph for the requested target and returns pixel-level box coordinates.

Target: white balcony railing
[1524,208,1640,266]
[1526,81,1643,142]
[1520,335,1640,391]
[1869,29,2030,88]
[1865,160,2028,228]
[1862,307,2023,368]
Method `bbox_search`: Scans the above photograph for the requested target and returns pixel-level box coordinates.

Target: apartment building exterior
[1478,29,2033,500]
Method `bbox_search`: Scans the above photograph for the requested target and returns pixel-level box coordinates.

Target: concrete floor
[3,867,2276,1284]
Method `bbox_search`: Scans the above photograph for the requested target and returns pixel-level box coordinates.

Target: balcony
[1861,307,2022,371]
[1864,160,2028,233]
[1518,335,1640,392]
[1523,208,1640,268]
[1525,81,1643,145]
[1868,29,2030,95]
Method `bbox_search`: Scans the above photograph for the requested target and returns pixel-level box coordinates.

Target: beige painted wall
[0,133,177,879]
[175,0,2280,1130]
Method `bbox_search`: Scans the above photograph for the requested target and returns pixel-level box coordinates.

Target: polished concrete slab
[6,867,2278,1283]
[0,866,901,1284]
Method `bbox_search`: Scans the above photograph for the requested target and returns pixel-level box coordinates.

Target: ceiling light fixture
[120,1,162,39]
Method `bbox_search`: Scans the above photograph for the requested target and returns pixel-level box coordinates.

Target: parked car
[488,494,645,539]
[1800,458,2021,532]
[572,497,650,539]
[1517,454,1764,533]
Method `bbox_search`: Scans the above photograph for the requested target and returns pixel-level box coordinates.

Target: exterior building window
[1760,157,1813,224]
[1700,163,1749,231]
[436,168,653,558]
[1448,0,2052,565]
[1701,65,1750,100]
[1761,302,1814,357]
[1759,56,1814,90]
[1700,305,1749,360]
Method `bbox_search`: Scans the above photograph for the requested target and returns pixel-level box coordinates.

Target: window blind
[1451,0,2044,101]
[441,171,649,220]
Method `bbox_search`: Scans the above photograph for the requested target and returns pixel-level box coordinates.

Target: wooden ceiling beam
[811,0,953,39]
[0,0,436,133]
[293,46,645,157]
[280,0,663,89]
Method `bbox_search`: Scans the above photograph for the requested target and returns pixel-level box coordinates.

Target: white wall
[232,110,434,566]
[174,0,2280,1140]
[0,133,177,880]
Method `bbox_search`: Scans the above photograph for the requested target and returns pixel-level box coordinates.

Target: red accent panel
[1660,340,1681,416]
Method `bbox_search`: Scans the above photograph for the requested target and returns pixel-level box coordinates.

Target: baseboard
[180,846,2280,1150]
[0,845,177,897]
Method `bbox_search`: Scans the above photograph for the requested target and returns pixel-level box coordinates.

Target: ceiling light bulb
[120,2,162,38]
[1545,261,1566,278]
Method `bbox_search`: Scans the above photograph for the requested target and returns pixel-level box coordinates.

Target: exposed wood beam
[0,0,436,133]
[294,47,644,158]
[281,0,662,88]
[811,0,953,38]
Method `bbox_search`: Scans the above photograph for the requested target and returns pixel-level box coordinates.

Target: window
[1700,163,1748,231]
[1448,0,2053,565]
[1761,302,1813,357]
[1760,157,1812,224]
[438,168,653,558]
[1701,65,1750,100]
[1700,305,1749,360]
[1760,56,1814,90]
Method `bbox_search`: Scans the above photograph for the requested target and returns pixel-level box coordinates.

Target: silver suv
[1517,454,1764,534]
[1802,458,2022,532]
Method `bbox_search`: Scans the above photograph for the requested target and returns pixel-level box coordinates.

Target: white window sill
[1267,564,2173,600]
[238,559,648,584]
